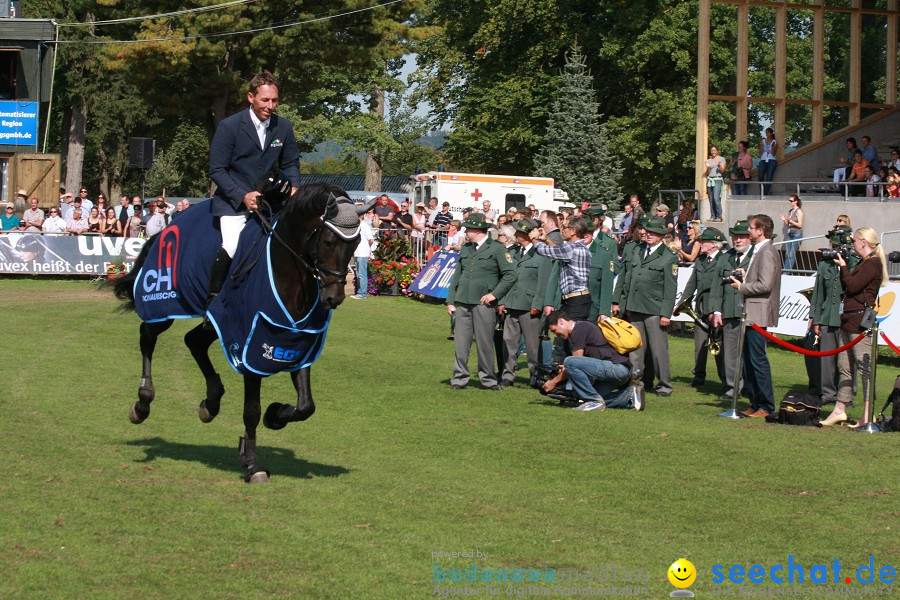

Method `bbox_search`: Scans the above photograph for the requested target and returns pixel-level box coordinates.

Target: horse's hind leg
[263,366,315,431]
[130,320,173,424]
[239,375,269,483]
[184,323,226,423]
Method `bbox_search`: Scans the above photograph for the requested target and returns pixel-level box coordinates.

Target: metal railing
[771,233,828,275]
[723,179,898,201]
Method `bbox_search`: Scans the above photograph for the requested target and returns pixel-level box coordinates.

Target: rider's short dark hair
[249,71,279,94]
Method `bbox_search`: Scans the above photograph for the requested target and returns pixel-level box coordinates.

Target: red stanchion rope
[880,332,900,356]
[749,323,866,356]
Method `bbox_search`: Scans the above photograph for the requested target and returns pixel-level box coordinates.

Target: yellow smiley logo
[668,558,697,588]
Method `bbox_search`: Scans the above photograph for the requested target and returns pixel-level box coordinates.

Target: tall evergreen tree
[534,44,622,206]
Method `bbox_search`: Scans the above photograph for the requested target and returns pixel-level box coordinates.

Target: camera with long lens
[820,246,852,261]
[888,251,900,264]
[720,269,744,284]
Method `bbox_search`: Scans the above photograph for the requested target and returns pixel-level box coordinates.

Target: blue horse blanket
[133,202,331,377]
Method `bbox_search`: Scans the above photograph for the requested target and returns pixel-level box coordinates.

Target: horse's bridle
[256,201,357,289]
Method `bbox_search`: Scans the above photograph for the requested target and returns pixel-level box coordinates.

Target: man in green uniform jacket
[809,225,858,404]
[616,216,678,396]
[447,213,518,390]
[679,226,729,391]
[612,216,648,312]
[497,220,553,386]
[709,220,754,401]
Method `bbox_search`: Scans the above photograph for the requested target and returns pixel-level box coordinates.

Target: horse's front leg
[130,320,173,424]
[184,323,226,423]
[239,375,270,483]
[263,367,315,431]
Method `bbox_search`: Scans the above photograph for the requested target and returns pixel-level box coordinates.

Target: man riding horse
[207,71,301,306]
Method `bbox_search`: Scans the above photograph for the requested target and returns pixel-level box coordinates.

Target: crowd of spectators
[0,187,193,236]
[829,135,899,198]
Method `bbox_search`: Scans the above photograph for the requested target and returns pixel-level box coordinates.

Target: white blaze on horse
[113,182,373,483]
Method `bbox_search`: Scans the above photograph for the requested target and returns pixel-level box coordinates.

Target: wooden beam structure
[694,0,899,200]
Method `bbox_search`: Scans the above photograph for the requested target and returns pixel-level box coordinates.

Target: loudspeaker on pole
[129,137,155,170]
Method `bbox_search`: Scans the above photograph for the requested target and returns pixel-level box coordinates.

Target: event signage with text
[0,101,38,144]
[409,250,458,299]
[0,233,146,276]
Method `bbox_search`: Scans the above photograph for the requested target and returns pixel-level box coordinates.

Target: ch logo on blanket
[140,227,181,302]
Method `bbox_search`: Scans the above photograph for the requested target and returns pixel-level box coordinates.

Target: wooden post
[696,0,711,211]
[736,0,749,144]
[849,0,861,125]
[812,1,824,143]
[774,2,787,160]
[887,0,898,106]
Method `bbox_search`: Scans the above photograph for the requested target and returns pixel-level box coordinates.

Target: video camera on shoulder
[820,227,854,262]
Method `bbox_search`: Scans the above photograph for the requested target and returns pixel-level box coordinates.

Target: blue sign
[0,101,38,145]
[409,251,458,298]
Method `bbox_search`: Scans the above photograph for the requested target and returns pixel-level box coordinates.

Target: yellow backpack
[598,317,642,355]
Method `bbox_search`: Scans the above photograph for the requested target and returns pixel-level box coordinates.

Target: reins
[239,197,348,288]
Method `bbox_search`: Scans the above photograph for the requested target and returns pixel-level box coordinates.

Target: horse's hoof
[263,402,291,431]
[198,400,218,423]
[243,465,270,484]
[129,401,149,424]
[248,471,269,484]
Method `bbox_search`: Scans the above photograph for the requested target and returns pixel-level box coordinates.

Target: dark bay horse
[113,183,371,483]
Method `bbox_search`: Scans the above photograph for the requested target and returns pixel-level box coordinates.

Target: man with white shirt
[351,205,375,300]
[864,165,881,197]
[207,71,301,304]
[143,202,167,237]
[76,187,94,215]
[21,197,44,232]
[41,207,66,233]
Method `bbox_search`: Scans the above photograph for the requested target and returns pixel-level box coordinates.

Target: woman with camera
[820,227,888,427]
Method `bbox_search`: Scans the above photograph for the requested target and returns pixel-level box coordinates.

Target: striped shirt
[536,240,591,295]
[432,211,453,229]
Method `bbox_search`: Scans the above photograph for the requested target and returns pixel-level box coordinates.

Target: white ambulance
[410,172,571,219]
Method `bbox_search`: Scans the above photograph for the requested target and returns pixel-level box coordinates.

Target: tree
[534,44,621,206]
[144,149,183,197]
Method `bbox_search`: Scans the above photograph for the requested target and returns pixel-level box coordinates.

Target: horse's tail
[110,233,158,311]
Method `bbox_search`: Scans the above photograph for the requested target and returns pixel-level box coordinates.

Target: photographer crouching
[538,311,641,412]
[820,227,888,427]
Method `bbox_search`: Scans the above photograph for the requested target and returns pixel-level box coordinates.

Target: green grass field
[1,279,898,599]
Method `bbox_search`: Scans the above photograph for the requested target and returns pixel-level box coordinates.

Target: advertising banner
[0,101,38,145]
[0,233,146,276]
[409,251,458,299]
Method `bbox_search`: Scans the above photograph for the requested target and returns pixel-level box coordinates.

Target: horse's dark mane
[281,182,348,218]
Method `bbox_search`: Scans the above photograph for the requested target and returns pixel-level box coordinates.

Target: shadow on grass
[125,436,350,480]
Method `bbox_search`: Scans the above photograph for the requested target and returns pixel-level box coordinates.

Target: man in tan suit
[730,214,782,417]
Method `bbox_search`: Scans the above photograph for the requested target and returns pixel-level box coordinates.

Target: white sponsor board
[672,267,900,347]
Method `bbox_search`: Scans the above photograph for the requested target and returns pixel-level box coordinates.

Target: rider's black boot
[202,248,232,330]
